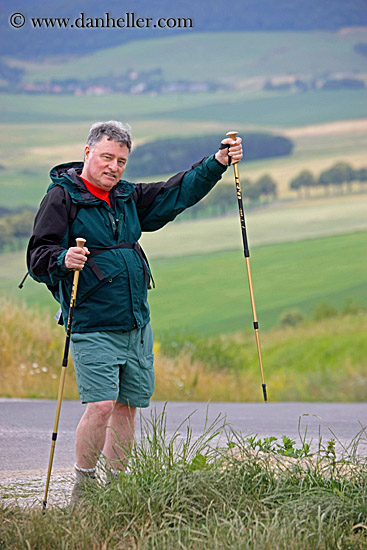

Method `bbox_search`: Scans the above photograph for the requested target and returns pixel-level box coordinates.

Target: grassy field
[1,298,366,402]
[140,194,367,257]
[18,30,367,83]
[148,231,367,335]
[2,230,366,336]
[142,89,367,127]
[1,89,366,128]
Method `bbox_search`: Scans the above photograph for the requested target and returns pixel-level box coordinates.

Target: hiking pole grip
[62,237,86,364]
[76,237,86,250]
[226,131,239,165]
[43,237,86,510]
[226,132,268,402]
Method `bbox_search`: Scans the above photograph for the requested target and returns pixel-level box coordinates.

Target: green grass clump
[1,409,366,549]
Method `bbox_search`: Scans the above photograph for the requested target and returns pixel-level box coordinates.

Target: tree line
[289,162,367,197]
[125,133,293,179]
[180,174,278,220]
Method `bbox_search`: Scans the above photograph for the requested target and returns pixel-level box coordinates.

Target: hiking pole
[43,237,86,510]
[226,131,268,402]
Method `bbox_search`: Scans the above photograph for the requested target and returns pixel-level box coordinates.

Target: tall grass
[0,298,77,399]
[1,298,366,402]
[1,408,366,549]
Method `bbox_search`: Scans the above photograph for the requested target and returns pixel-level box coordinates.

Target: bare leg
[103,403,137,471]
[75,400,115,469]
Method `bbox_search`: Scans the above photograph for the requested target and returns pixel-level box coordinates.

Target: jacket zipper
[107,212,119,240]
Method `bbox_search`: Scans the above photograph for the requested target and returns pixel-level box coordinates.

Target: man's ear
[84,145,90,162]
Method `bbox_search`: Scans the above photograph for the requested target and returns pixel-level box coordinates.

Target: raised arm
[133,136,243,232]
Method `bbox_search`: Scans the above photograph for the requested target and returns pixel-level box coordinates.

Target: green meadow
[2,230,366,336]
[141,89,367,127]
[1,88,366,127]
[148,231,367,335]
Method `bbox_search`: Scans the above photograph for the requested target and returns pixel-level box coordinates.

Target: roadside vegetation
[1,298,366,402]
[1,408,366,549]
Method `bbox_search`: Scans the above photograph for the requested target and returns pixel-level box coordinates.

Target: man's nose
[108,158,118,171]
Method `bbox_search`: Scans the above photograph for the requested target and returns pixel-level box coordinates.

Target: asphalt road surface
[1,400,366,475]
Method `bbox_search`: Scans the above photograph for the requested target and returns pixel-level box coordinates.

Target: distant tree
[289,177,302,198]
[208,179,262,210]
[279,309,305,327]
[244,181,261,202]
[318,162,354,194]
[317,168,334,195]
[255,174,277,201]
[289,170,315,198]
[186,200,205,220]
[331,162,355,192]
[207,184,237,215]
[354,167,367,191]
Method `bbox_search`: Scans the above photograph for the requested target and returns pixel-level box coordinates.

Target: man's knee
[114,402,137,420]
[86,400,116,424]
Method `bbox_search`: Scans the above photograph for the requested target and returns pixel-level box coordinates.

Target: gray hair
[86,120,132,152]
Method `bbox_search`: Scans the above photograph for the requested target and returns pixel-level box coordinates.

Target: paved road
[0,400,366,475]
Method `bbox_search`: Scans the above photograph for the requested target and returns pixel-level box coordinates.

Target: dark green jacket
[27,155,226,333]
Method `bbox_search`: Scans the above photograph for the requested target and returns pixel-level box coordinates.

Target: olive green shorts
[70,324,154,408]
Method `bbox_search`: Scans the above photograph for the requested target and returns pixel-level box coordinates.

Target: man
[27,120,242,499]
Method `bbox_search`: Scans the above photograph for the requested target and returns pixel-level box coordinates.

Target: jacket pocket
[73,260,126,306]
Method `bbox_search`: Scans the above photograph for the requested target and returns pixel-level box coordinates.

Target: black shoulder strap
[19,186,78,290]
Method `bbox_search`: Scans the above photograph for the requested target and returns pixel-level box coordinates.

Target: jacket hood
[49,161,84,183]
[47,161,135,203]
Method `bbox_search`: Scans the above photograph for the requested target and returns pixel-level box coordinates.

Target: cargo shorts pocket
[139,352,155,399]
[74,352,119,397]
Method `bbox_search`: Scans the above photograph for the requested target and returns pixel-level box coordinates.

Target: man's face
[82,135,129,191]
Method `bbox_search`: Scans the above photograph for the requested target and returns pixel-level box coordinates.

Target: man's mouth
[104,172,116,180]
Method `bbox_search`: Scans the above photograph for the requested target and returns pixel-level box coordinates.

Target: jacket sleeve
[132,155,227,232]
[27,185,72,286]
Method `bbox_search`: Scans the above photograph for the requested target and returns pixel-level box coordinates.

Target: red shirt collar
[80,176,111,207]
